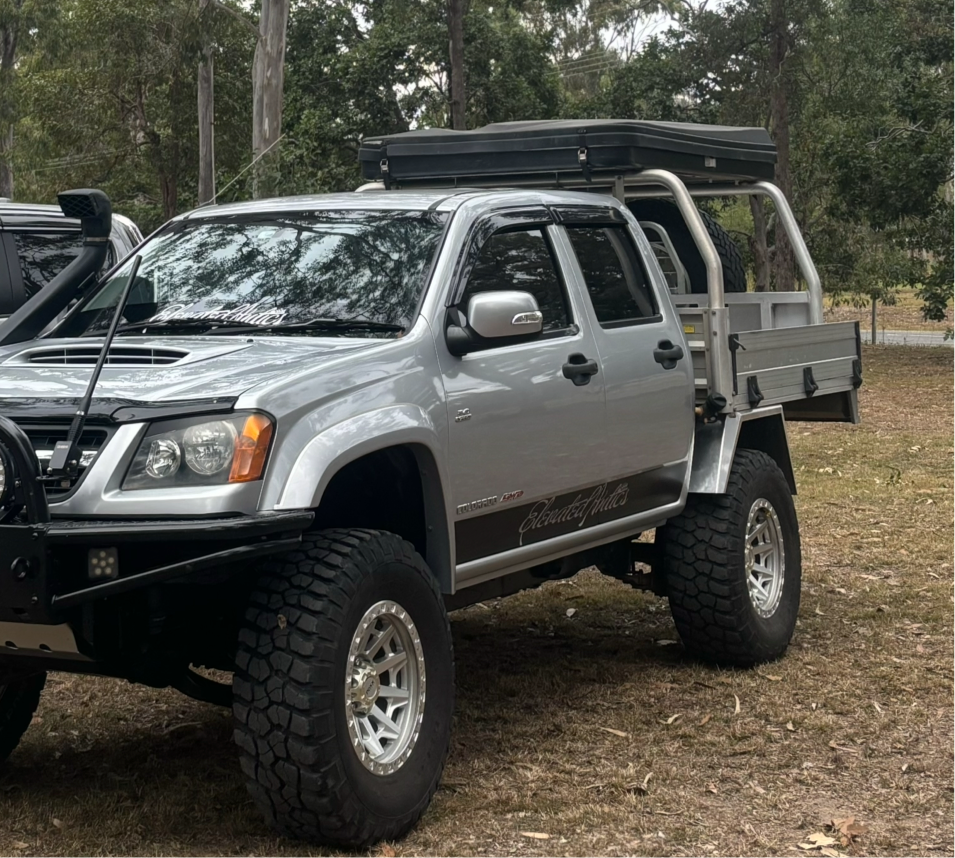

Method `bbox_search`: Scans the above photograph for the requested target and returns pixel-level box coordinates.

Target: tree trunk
[252,0,290,199]
[198,0,216,206]
[0,126,12,200]
[748,195,771,292]
[0,16,19,199]
[160,171,178,222]
[448,0,466,130]
[870,295,878,344]
[769,0,795,292]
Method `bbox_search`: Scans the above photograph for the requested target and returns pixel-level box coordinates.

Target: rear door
[552,204,695,501]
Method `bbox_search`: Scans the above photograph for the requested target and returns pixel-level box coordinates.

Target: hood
[0,336,378,403]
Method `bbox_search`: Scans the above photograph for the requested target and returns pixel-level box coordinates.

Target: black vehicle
[0,200,142,320]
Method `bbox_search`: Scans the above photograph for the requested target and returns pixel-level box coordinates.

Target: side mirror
[467,291,543,339]
[445,291,543,357]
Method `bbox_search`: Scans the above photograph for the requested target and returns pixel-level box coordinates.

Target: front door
[434,211,608,575]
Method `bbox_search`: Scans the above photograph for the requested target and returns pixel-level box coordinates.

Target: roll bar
[624,180,823,326]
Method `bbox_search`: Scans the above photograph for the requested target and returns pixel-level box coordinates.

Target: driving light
[88,547,119,580]
[122,412,274,491]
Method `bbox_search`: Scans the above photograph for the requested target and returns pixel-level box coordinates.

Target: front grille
[17,424,112,501]
[23,345,187,366]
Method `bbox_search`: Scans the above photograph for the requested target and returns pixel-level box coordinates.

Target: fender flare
[689,406,796,495]
[274,404,453,591]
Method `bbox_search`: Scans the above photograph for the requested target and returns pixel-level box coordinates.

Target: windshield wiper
[227,319,405,336]
[104,317,404,337]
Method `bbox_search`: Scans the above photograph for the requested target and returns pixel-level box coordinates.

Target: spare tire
[629,199,747,294]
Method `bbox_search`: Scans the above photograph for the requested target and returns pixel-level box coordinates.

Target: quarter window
[460,228,571,334]
[566,225,658,326]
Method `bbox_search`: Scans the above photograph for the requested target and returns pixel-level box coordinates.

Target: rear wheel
[233,529,454,847]
[0,673,46,764]
[659,449,801,666]
[629,199,747,294]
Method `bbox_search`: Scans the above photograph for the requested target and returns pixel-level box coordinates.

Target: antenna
[45,254,143,481]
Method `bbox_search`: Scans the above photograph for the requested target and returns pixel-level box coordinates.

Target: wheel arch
[688,406,796,496]
[275,410,452,592]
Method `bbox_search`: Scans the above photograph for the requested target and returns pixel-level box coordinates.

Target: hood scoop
[16,344,189,367]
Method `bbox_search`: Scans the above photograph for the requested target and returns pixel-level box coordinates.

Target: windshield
[55,209,449,338]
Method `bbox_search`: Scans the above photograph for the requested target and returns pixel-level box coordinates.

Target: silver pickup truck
[0,121,861,847]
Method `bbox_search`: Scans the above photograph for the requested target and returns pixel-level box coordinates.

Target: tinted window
[567,226,658,326]
[60,210,448,338]
[14,231,84,298]
[460,228,570,333]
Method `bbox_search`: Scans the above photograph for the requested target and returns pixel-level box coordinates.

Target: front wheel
[233,529,454,847]
[0,673,46,764]
[659,449,801,666]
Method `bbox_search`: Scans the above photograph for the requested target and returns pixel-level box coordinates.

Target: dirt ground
[0,345,951,857]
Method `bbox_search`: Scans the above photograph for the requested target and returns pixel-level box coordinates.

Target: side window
[566,225,659,327]
[13,231,85,297]
[460,228,571,334]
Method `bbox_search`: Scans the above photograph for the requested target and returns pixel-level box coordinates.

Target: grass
[0,345,952,857]
[824,288,952,333]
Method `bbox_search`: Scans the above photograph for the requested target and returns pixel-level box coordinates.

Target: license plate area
[0,525,53,623]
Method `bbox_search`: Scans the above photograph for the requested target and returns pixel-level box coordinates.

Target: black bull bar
[0,415,312,625]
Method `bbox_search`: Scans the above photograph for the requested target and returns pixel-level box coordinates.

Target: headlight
[123,413,273,491]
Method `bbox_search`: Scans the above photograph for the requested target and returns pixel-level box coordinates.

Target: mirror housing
[467,291,543,339]
[445,291,543,356]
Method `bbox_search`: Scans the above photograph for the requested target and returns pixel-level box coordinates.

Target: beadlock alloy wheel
[744,497,786,618]
[345,600,427,775]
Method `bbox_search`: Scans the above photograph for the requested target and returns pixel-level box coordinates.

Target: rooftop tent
[359,119,777,188]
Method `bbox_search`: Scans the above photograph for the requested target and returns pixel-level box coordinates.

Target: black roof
[360,119,777,186]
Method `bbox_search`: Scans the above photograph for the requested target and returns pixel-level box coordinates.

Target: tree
[278,0,559,194]
[448,0,467,129]
[198,0,216,206]
[0,0,58,198]
[252,0,290,198]
[13,0,254,230]
[768,0,796,291]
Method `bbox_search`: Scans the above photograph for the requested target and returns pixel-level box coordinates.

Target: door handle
[653,339,685,370]
[562,353,599,386]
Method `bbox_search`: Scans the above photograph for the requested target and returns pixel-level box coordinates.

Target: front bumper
[1,511,313,625]
[0,415,312,626]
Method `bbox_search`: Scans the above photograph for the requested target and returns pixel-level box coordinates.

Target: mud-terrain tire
[629,199,747,293]
[233,529,454,848]
[0,673,46,764]
[659,449,801,666]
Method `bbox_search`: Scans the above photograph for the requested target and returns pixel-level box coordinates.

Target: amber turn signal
[229,414,274,483]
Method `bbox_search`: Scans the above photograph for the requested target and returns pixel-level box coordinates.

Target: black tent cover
[359,119,777,187]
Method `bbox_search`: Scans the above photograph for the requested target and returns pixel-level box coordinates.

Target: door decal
[454,464,683,564]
